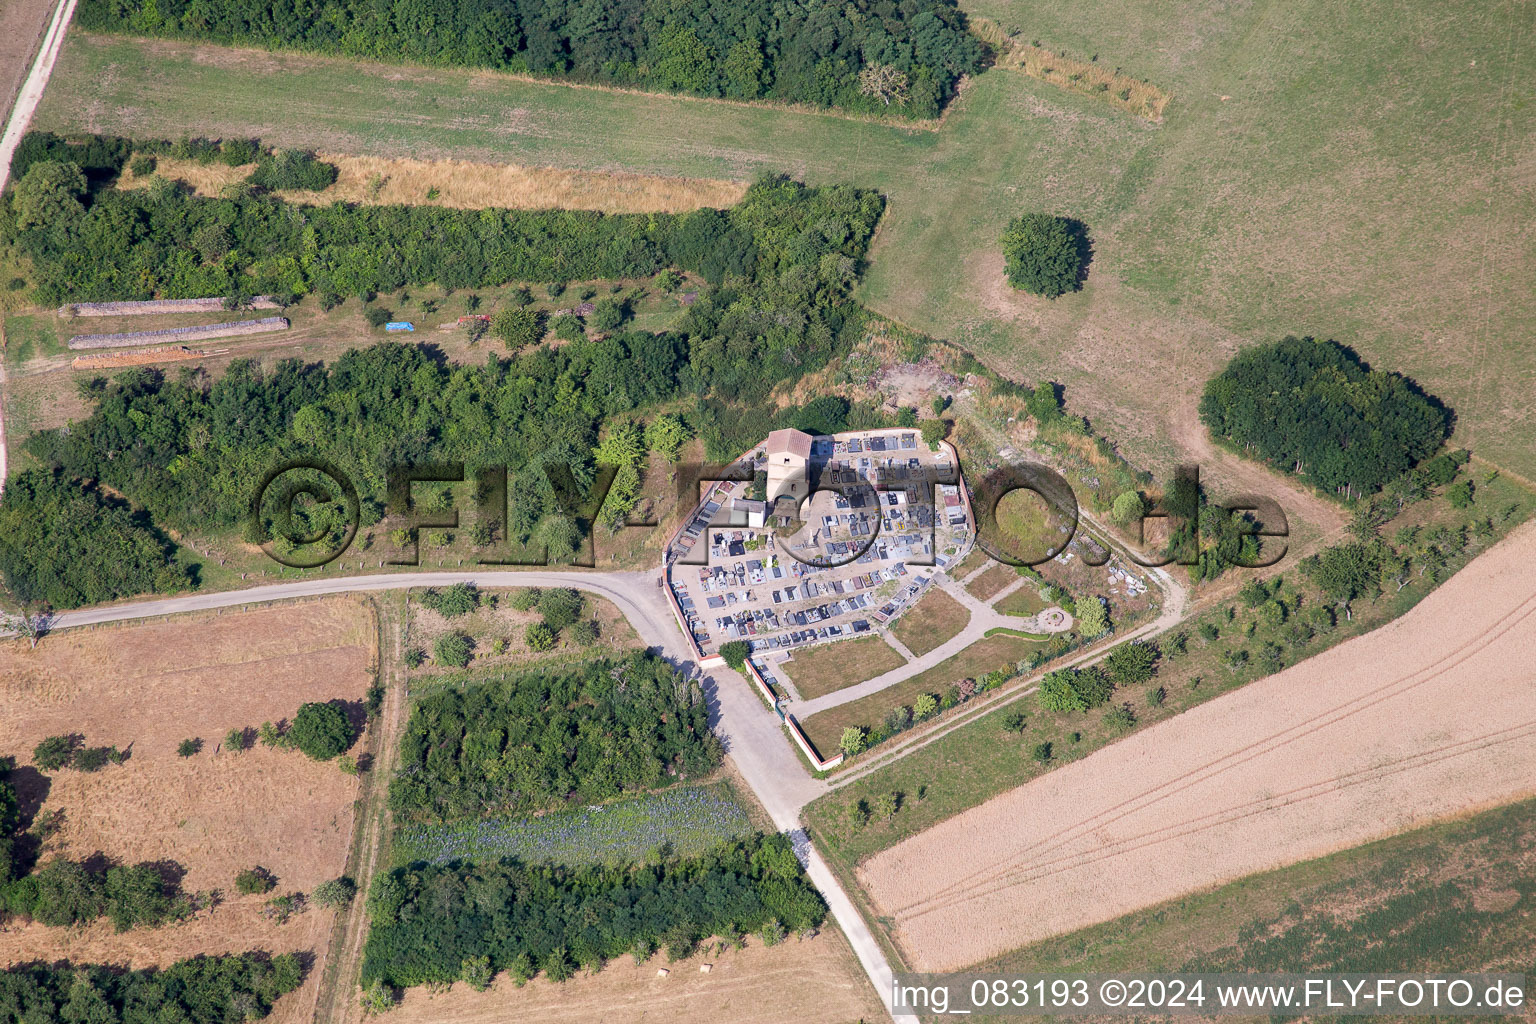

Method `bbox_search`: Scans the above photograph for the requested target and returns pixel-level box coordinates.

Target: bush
[591,297,627,332]
[537,587,583,629]
[289,701,356,760]
[364,306,394,328]
[313,876,358,910]
[177,738,201,758]
[571,620,599,647]
[74,746,117,771]
[1104,703,1137,732]
[434,632,474,668]
[1031,741,1052,763]
[524,622,556,651]
[1001,213,1085,298]
[129,154,157,177]
[421,582,479,617]
[32,735,76,771]
[249,149,338,191]
[236,867,277,895]
[1447,480,1475,508]
[225,726,250,752]
[492,307,546,347]
[920,419,947,445]
[718,640,750,671]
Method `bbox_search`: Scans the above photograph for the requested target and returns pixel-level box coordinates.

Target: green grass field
[33,6,1536,484]
[968,795,1536,1006]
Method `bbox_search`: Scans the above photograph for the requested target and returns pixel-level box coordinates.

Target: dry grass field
[123,151,746,213]
[779,635,907,701]
[889,587,970,657]
[407,587,639,676]
[0,598,377,1023]
[858,520,1536,971]
[388,930,884,1024]
[965,563,1018,602]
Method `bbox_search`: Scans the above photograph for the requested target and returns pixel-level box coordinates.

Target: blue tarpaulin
[385,322,415,331]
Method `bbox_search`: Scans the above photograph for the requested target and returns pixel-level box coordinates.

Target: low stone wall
[68,317,290,350]
[59,296,281,317]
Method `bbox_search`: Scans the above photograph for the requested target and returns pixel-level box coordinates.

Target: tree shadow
[1063,217,1095,291]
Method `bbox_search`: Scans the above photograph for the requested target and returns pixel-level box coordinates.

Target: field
[30,6,1536,493]
[0,598,377,1024]
[798,632,1043,758]
[386,929,884,1024]
[857,518,1536,971]
[392,782,753,868]
[994,584,1046,618]
[778,635,907,701]
[406,586,639,675]
[889,587,970,657]
[974,795,1536,988]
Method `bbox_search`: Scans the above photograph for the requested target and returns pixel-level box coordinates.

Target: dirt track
[859,519,1536,971]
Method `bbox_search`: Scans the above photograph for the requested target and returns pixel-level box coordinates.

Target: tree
[1110,490,1146,526]
[433,632,474,668]
[1001,213,1084,298]
[422,582,479,617]
[571,619,599,646]
[33,734,77,771]
[645,414,691,462]
[913,693,938,720]
[858,64,909,106]
[1031,741,1053,763]
[1104,641,1156,686]
[461,955,494,992]
[13,160,87,230]
[1075,595,1109,637]
[313,876,357,909]
[591,297,627,332]
[838,726,866,757]
[920,419,947,446]
[1303,542,1383,616]
[1447,480,1475,508]
[235,868,276,895]
[874,791,899,821]
[289,701,356,760]
[224,727,249,752]
[361,979,397,1015]
[534,513,582,563]
[1038,669,1087,712]
[177,738,201,758]
[718,640,750,670]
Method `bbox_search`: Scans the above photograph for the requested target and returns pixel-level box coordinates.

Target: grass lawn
[780,635,906,701]
[949,547,992,580]
[2,313,63,364]
[799,632,1043,758]
[889,587,970,656]
[390,781,752,868]
[968,795,1536,995]
[994,584,1047,617]
[37,5,1536,485]
[965,562,1017,601]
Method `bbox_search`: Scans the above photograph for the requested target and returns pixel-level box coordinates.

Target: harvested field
[68,316,289,349]
[778,635,906,701]
[124,150,747,214]
[889,587,970,657]
[0,598,377,1024]
[859,520,1536,971]
[388,929,883,1024]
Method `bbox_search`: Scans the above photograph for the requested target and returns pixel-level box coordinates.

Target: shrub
[920,419,947,445]
[510,589,539,611]
[461,955,494,992]
[421,582,479,618]
[571,619,599,647]
[364,306,393,328]
[718,640,750,670]
[289,701,356,760]
[1001,213,1085,298]
[591,297,628,332]
[491,307,546,347]
[176,738,201,758]
[1031,741,1053,763]
[313,876,358,910]
[249,149,338,191]
[224,727,250,752]
[404,648,426,668]
[32,734,76,771]
[524,622,556,651]
[1447,480,1475,508]
[537,587,584,629]
[1104,703,1137,732]
[838,726,866,757]
[434,632,474,668]
[236,867,277,895]
[129,154,157,177]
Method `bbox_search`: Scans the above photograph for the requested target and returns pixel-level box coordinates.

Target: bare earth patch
[0,598,377,1024]
[388,931,883,1024]
[859,520,1536,970]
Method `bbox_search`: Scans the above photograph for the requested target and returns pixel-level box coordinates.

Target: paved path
[0,0,78,496]
[36,569,913,1023]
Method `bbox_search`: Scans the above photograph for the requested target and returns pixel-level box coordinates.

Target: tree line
[388,651,721,822]
[361,833,825,990]
[77,0,984,118]
[1199,336,1451,499]
[0,954,303,1024]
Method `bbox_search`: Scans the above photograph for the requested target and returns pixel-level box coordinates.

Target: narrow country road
[37,569,916,1024]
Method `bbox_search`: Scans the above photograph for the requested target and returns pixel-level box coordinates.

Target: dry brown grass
[388,930,883,1024]
[890,587,970,657]
[0,598,377,1024]
[966,563,1018,602]
[779,635,908,701]
[859,520,1536,971]
[123,151,747,214]
[407,587,639,675]
[996,42,1170,121]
